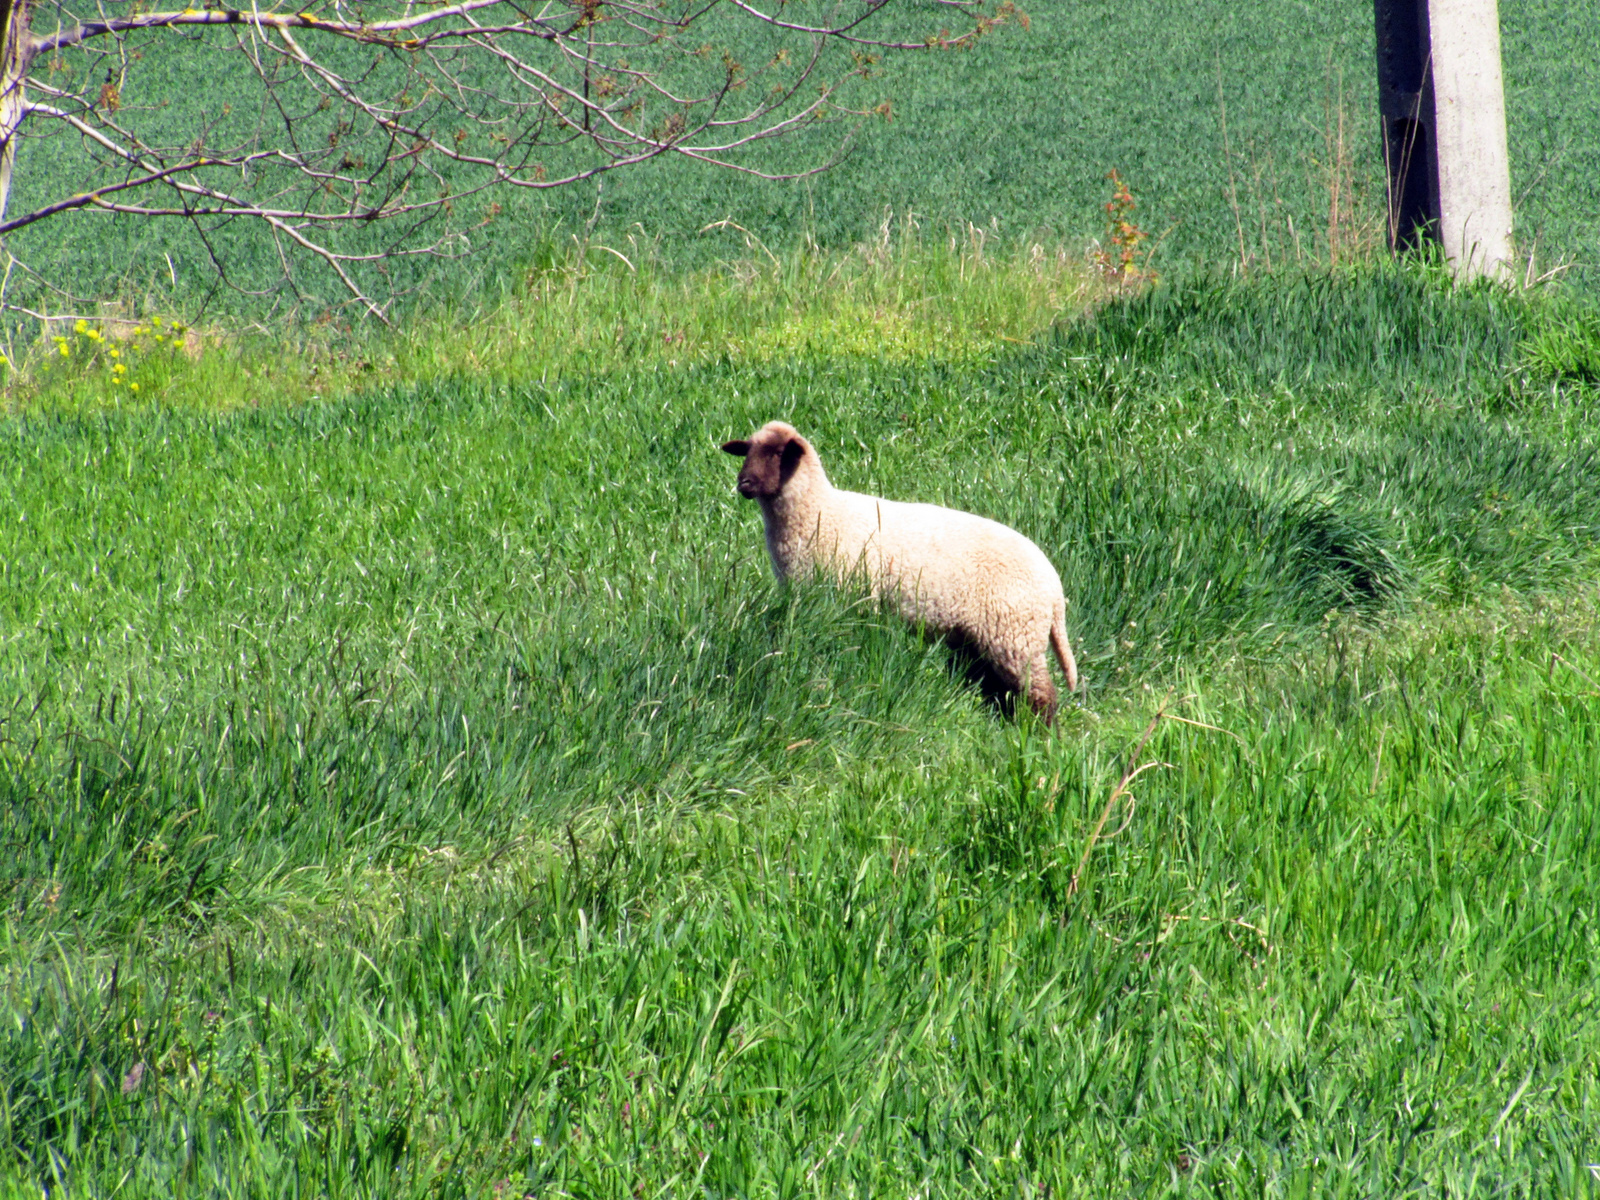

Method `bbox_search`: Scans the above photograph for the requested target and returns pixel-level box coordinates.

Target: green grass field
[5,262,1600,1195]
[1,0,1595,329]
[5,0,1600,1191]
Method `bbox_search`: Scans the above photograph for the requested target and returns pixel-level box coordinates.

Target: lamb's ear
[721,440,751,457]
[778,437,805,481]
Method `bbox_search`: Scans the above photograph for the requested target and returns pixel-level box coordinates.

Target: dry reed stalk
[1067,699,1171,900]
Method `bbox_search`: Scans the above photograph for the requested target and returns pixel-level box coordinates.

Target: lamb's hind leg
[1022,650,1059,725]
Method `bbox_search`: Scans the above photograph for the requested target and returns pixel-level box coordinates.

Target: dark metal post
[1374,0,1439,251]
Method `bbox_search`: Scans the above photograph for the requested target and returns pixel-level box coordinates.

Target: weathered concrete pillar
[1373,0,1514,279]
[1429,0,1514,279]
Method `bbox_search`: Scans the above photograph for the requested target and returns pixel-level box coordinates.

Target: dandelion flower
[74,319,88,334]
[109,348,120,359]
[59,345,69,358]
[129,382,140,392]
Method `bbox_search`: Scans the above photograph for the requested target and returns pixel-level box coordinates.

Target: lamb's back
[823,489,1061,634]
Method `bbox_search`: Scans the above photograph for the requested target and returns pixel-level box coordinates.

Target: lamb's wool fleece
[722,420,1079,720]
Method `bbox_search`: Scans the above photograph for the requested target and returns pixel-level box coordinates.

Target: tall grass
[2,227,1102,415]
[5,265,1600,1195]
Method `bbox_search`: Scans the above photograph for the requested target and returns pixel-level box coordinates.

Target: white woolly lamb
[721,420,1080,721]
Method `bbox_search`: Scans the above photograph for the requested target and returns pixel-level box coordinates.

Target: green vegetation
[3,0,1596,330]
[5,264,1600,1195]
[0,230,1100,413]
[4,2,1599,1188]
[1521,303,1600,386]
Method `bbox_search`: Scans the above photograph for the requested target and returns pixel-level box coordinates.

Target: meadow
[5,253,1600,1195]
[4,0,1600,1191]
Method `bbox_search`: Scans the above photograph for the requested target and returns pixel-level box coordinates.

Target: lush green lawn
[4,266,1600,1195]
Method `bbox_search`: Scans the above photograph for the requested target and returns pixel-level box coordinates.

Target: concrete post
[1373,0,1514,279]
[1429,0,1514,279]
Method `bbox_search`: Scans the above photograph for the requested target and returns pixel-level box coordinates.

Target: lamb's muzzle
[722,420,1081,721]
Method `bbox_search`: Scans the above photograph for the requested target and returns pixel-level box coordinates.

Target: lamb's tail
[1050,606,1080,695]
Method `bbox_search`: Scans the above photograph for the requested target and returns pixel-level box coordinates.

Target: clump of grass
[1053,263,1534,398]
[1519,303,1600,386]
[1,224,1110,416]
[3,309,212,412]
[394,215,1107,377]
[1216,60,1388,275]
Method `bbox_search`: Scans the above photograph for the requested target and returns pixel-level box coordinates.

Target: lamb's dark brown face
[721,429,803,500]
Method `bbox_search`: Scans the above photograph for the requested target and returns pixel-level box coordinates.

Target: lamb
[721,420,1080,722]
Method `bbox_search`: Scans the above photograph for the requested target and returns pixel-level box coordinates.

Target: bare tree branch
[0,0,1016,317]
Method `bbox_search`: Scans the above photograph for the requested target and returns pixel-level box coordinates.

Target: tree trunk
[0,0,36,225]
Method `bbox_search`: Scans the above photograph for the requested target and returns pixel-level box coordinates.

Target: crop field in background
[1,0,1595,328]
[5,264,1600,1195]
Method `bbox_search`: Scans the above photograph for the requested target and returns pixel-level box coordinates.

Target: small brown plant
[1091,169,1153,288]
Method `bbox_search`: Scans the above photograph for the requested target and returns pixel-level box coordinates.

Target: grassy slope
[4,267,1600,1195]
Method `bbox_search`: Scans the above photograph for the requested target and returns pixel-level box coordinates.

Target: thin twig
[1067,699,1171,900]
[1370,726,1386,795]
[1163,712,1248,748]
[1216,54,1248,271]
[1552,652,1600,694]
